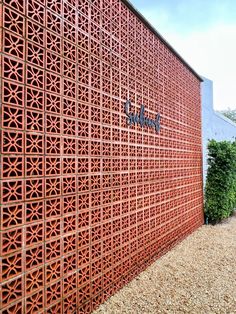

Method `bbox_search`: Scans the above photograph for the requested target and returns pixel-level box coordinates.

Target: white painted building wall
[201,77,236,184]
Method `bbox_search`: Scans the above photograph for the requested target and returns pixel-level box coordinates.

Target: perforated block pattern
[0,0,204,313]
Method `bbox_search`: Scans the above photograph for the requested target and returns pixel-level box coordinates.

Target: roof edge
[122,0,203,82]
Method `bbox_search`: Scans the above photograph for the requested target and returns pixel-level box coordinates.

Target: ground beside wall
[94,215,236,314]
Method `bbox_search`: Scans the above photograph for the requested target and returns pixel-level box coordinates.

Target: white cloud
[161,24,236,110]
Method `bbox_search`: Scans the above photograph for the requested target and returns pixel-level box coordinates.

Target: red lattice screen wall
[0,0,204,313]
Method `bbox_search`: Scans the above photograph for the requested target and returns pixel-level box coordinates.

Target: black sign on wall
[125,100,161,133]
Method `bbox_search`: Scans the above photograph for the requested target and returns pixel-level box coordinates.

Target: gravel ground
[94,215,236,314]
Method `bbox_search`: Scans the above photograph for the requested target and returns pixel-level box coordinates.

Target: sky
[130,0,236,110]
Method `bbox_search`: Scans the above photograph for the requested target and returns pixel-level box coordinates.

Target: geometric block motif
[0,0,203,312]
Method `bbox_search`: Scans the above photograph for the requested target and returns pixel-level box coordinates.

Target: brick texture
[0,0,204,313]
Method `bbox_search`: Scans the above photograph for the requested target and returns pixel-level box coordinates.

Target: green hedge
[204,139,236,224]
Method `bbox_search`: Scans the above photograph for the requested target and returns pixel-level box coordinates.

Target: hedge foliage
[204,139,236,224]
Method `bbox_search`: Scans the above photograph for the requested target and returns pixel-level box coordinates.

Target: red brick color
[0,0,204,313]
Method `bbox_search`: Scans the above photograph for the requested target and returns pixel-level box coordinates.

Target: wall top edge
[122,0,203,82]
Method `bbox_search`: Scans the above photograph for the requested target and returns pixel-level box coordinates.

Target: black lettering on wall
[125,100,161,133]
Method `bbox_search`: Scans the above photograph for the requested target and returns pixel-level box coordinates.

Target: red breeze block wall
[0,0,204,313]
